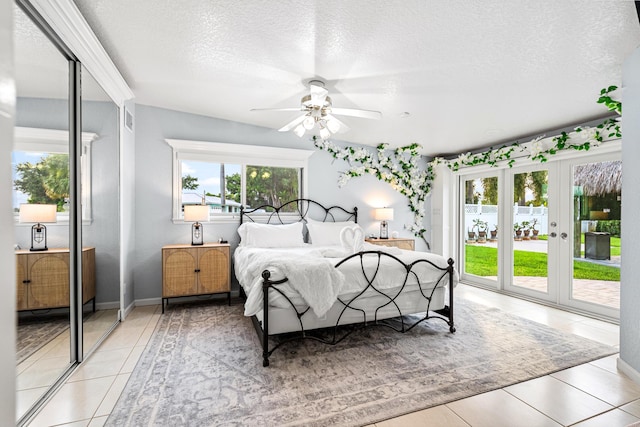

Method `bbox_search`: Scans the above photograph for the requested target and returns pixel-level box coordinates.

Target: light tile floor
[25,286,638,427]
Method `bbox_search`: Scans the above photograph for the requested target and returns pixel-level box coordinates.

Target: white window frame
[13,126,97,223]
[166,139,314,223]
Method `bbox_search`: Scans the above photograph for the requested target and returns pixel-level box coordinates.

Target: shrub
[595,220,620,237]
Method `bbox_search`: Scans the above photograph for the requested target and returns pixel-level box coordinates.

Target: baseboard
[122,300,136,319]
[134,297,162,307]
[95,301,121,310]
[617,357,640,385]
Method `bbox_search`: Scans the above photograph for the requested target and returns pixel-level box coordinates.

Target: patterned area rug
[107,300,617,427]
[17,314,69,364]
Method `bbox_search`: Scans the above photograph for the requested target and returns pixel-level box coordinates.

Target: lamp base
[191,222,204,245]
[29,247,48,252]
[379,220,389,239]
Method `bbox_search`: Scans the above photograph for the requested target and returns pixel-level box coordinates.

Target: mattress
[234,244,456,319]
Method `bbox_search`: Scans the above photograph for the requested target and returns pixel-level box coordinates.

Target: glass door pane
[461,175,499,285]
[569,159,621,311]
[507,166,554,301]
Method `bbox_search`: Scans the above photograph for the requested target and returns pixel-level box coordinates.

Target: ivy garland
[312,137,435,246]
[442,86,621,171]
[311,86,621,249]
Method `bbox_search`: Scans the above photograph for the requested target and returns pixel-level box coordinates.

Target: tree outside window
[13,153,69,212]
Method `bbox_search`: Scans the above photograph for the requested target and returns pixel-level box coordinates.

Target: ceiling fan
[251,80,382,140]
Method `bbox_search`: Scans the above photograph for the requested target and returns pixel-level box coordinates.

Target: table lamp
[374,207,394,239]
[19,204,57,251]
[184,205,209,245]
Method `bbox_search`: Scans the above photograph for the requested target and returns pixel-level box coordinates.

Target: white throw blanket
[239,248,345,317]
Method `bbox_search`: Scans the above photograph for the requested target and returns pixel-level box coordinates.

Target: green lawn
[465,245,620,281]
[532,235,620,256]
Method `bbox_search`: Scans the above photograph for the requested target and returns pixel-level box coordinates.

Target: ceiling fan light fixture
[293,124,306,137]
[303,115,315,130]
[326,117,341,134]
[319,126,331,140]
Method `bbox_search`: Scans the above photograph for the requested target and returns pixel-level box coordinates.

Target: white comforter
[234,244,455,317]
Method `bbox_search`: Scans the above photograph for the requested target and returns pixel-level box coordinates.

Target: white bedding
[234,243,455,318]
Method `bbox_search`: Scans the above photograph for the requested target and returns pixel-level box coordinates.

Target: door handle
[560,232,568,240]
[549,232,557,238]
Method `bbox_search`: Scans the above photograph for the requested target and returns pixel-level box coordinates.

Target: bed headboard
[239,198,358,225]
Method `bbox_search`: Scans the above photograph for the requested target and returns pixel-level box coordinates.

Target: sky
[181,160,240,196]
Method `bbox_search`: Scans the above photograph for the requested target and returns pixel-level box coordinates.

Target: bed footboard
[253,252,456,367]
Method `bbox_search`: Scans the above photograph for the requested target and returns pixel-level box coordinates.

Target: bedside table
[365,238,415,251]
[161,243,231,313]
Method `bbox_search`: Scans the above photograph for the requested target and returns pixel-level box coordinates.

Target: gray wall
[15,97,121,304]
[121,100,136,311]
[620,47,640,375]
[133,104,430,300]
[0,0,16,421]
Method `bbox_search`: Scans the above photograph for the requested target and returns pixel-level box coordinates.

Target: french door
[459,150,621,320]
[502,163,558,303]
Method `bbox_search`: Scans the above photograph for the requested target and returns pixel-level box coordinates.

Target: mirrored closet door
[13,1,122,423]
[14,3,73,420]
[81,66,121,355]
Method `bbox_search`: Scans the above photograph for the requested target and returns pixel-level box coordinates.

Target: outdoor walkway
[516,276,620,309]
[469,239,620,309]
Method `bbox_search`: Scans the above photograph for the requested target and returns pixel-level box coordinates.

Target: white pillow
[306,218,360,246]
[238,222,305,248]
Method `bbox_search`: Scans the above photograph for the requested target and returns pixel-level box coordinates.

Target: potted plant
[530,218,539,239]
[490,225,498,241]
[514,223,523,241]
[467,228,476,242]
[472,219,488,243]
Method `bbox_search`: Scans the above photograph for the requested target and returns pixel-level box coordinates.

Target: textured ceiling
[14,5,113,102]
[63,0,640,155]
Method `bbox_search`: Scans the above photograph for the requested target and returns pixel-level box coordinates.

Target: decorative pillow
[237,222,305,248]
[306,218,361,246]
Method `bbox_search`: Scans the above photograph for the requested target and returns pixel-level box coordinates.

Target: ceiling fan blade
[251,107,303,112]
[325,114,350,133]
[331,108,382,120]
[278,115,306,132]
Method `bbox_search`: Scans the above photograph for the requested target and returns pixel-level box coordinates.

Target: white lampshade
[183,205,209,222]
[319,126,331,140]
[326,117,341,134]
[19,204,57,223]
[374,207,394,221]
[303,115,315,130]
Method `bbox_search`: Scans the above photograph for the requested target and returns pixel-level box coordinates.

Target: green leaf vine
[443,86,621,171]
[311,86,620,250]
[312,137,434,247]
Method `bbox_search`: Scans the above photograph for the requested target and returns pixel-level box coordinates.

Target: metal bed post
[261,270,271,367]
[447,258,456,333]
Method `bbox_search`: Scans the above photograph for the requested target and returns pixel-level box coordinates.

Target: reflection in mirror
[13,3,72,421]
[81,65,121,355]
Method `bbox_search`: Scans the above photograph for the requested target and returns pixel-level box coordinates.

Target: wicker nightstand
[161,243,231,312]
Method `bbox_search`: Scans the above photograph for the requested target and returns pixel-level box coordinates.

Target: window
[12,127,96,222]
[167,139,313,221]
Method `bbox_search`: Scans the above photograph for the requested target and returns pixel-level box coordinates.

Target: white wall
[132,104,430,301]
[619,46,640,379]
[0,0,16,423]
